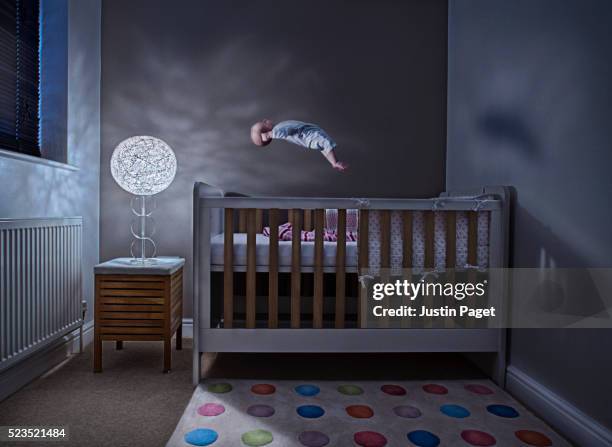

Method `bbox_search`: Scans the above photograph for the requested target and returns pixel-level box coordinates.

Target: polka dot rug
[166,380,569,446]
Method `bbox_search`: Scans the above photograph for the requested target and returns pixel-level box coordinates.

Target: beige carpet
[0,339,492,447]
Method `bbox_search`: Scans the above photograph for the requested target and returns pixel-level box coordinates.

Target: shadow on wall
[478,109,539,159]
[510,188,608,321]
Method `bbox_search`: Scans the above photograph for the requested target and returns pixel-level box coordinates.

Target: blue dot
[297,405,325,419]
[407,430,440,447]
[295,384,320,396]
[185,428,218,446]
[440,404,470,418]
[487,404,519,418]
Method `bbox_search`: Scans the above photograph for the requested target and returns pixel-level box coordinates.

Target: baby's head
[250,119,275,146]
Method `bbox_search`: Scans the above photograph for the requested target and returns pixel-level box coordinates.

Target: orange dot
[346,405,374,419]
[251,383,276,395]
[515,430,553,446]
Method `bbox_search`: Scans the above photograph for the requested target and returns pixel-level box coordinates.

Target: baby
[250,119,348,171]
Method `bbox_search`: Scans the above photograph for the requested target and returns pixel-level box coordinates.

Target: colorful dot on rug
[197,403,225,417]
[407,430,440,447]
[207,383,232,394]
[440,404,470,418]
[515,430,553,446]
[251,383,276,395]
[184,428,218,446]
[241,429,273,447]
[354,431,387,447]
[297,405,325,419]
[487,404,519,418]
[337,384,364,395]
[465,384,493,395]
[381,384,406,396]
[247,404,275,418]
[346,405,374,418]
[298,431,330,447]
[422,384,448,395]
[393,405,422,418]
[295,384,320,396]
[460,430,497,446]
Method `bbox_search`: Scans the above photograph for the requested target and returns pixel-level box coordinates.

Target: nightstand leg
[94,335,102,373]
[163,338,171,373]
[176,325,182,350]
[116,341,123,350]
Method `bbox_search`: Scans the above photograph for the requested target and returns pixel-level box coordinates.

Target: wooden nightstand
[93,257,184,373]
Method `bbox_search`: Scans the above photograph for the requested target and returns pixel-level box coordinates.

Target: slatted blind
[0,0,40,156]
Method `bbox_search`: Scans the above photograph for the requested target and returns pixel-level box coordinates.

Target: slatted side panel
[335,209,346,328]
[358,210,369,328]
[170,269,183,333]
[268,209,279,328]
[291,209,302,328]
[96,274,167,339]
[223,209,234,328]
[0,221,82,371]
[313,209,324,328]
[246,209,257,328]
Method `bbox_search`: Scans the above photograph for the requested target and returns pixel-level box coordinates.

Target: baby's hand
[332,161,348,172]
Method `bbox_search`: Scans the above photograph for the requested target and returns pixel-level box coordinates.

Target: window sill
[0,148,78,171]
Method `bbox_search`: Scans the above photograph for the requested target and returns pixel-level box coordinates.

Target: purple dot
[247,404,275,417]
[465,384,494,395]
[393,405,422,418]
[197,403,225,417]
[298,431,330,447]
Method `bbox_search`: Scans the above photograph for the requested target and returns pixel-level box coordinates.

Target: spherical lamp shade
[110,136,177,196]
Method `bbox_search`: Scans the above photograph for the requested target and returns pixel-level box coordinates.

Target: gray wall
[101,0,448,316]
[447,0,612,431]
[0,0,101,323]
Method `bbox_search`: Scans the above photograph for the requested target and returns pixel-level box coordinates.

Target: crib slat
[446,211,457,268]
[223,209,234,329]
[255,209,263,233]
[424,211,435,269]
[402,211,412,268]
[468,211,478,266]
[239,210,247,233]
[358,210,369,328]
[335,209,346,329]
[304,210,313,232]
[313,209,324,328]
[445,211,457,329]
[246,209,257,329]
[291,209,302,329]
[381,210,391,268]
[268,209,279,329]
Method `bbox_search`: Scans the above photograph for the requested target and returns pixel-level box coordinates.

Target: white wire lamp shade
[110,136,177,263]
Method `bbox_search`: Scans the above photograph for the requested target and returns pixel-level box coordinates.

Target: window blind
[0,0,40,157]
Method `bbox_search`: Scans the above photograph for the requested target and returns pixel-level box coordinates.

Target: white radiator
[0,217,83,372]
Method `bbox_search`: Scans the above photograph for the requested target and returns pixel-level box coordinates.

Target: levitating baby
[250,119,348,171]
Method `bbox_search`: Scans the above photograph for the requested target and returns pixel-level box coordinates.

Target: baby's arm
[322,149,348,172]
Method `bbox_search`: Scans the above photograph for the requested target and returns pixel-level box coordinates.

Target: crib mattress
[210,233,358,268]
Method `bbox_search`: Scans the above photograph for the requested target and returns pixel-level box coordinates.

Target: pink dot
[197,403,225,417]
[465,384,494,395]
[461,430,496,446]
[381,384,407,396]
[423,384,448,395]
[354,431,387,447]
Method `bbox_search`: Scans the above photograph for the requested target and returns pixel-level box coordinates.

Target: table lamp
[110,136,177,264]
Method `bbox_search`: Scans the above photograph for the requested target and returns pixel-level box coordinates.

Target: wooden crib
[192,183,510,387]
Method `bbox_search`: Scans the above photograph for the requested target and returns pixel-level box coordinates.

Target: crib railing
[194,189,504,332]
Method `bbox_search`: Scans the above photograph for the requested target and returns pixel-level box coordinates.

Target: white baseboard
[181,318,193,338]
[0,320,94,402]
[507,365,612,447]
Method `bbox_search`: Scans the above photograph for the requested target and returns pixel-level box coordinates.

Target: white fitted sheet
[210,233,358,268]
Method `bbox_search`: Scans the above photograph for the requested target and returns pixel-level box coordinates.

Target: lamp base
[129,257,158,265]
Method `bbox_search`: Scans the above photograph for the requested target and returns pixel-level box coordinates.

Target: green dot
[207,382,232,393]
[338,385,364,395]
[241,429,273,446]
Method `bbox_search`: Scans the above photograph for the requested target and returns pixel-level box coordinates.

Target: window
[0,0,40,157]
